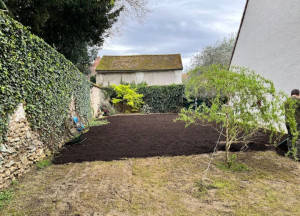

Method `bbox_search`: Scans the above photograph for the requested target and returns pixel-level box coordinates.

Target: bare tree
[106,0,151,38]
[117,0,150,22]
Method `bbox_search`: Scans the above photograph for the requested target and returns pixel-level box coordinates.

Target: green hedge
[137,84,185,113]
[0,12,91,148]
[102,84,186,113]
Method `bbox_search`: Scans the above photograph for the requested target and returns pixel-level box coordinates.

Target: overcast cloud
[100,0,246,71]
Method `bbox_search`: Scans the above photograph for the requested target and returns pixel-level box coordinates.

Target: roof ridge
[229,0,249,67]
[102,54,181,57]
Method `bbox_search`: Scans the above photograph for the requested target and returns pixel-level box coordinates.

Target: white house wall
[96,70,182,86]
[231,0,300,95]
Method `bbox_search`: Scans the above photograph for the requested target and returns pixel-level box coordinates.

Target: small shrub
[216,154,249,172]
[111,84,144,112]
[36,158,52,170]
[100,105,111,116]
[90,75,96,84]
[98,104,116,117]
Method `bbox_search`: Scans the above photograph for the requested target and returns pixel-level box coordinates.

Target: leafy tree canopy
[186,35,236,98]
[4,0,122,74]
[191,34,236,68]
[0,0,7,10]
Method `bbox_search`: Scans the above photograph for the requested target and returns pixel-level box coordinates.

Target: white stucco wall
[96,70,182,86]
[96,73,137,86]
[90,87,101,117]
[231,0,300,95]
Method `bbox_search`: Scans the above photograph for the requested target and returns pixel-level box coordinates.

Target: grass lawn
[0,151,299,216]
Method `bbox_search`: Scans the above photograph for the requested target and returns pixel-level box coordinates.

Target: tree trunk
[225,97,230,165]
[226,143,230,164]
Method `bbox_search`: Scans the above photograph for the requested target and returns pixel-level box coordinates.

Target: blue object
[72,116,78,123]
[71,116,86,132]
[72,116,82,131]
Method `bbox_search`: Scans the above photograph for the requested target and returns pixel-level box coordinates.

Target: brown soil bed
[53,114,282,164]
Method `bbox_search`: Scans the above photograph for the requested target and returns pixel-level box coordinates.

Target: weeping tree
[178,65,286,163]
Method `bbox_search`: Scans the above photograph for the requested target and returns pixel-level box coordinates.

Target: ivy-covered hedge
[0,12,91,147]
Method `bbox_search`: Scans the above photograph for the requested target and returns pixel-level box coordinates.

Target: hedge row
[0,12,91,147]
[137,84,185,113]
[102,84,189,113]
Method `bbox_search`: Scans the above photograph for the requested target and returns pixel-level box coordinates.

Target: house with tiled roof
[230,0,299,95]
[95,54,183,86]
[88,56,101,78]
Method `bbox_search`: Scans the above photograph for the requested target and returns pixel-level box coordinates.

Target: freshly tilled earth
[53,114,274,164]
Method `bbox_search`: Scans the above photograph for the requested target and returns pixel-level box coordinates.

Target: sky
[99,0,246,72]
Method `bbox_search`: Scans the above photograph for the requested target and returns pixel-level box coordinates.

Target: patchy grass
[0,189,14,210]
[36,158,52,170]
[0,151,299,215]
[216,154,249,172]
[89,118,109,127]
[0,181,19,210]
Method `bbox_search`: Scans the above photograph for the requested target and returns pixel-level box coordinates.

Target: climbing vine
[0,12,91,148]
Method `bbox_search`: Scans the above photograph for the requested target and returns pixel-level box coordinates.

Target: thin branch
[202,127,224,179]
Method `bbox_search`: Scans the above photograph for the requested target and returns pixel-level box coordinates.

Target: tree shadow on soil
[52,114,289,164]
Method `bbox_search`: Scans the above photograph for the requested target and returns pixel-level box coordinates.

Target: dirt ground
[1,114,299,216]
[53,114,277,164]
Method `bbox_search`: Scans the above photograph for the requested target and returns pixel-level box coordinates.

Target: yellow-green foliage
[111,85,144,111]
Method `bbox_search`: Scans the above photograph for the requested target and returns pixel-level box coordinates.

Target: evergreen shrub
[137,84,185,113]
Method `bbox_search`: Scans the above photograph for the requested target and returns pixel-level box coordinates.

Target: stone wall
[0,104,45,188]
[0,101,75,189]
[90,86,110,118]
